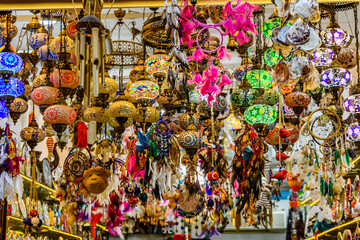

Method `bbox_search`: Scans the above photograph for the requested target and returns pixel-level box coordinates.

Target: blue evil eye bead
[206,199,214,208]
[0,52,23,74]
[0,77,24,97]
[125,186,134,194]
[29,32,48,49]
[0,100,8,119]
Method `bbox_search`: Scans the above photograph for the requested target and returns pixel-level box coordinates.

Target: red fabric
[174,234,192,240]
[76,122,88,148]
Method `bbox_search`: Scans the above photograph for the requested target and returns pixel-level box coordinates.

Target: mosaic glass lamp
[0,51,23,78]
[346,122,360,142]
[344,94,360,113]
[31,86,59,113]
[244,104,277,137]
[20,118,45,150]
[0,76,24,107]
[264,48,282,69]
[0,99,8,119]
[311,47,334,70]
[9,97,28,124]
[285,91,311,115]
[43,98,77,138]
[129,75,159,107]
[245,70,273,90]
[145,49,170,76]
[262,18,282,39]
[29,25,48,50]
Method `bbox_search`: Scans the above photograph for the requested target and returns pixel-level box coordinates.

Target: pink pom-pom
[181,21,196,36]
[187,48,207,62]
[187,71,203,84]
[218,73,233,87]
[216,46,232,60]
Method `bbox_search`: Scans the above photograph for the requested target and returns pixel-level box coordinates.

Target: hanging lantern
[9,97,28,124]
[0,51,23,79]
[20,118,45,150]
[337,48,357,69]
[244,104,277,137]
[129,59,149,82]
[145,49,171,76]
[29,25,48,50]
[43,98,77,138]
[129,76,159,107]
[286,172,304,192]
[262,18,283,39]
[0,99,8,119]
[245,69,273,90]
[265,123,299,150]
[83,105,109,124]
[49,29,75,55]
[344,94,360,122]
[179,125,203,153]
[225,106,243,131]
[32,73,47,88]
[320,68,352,88]
[321,24,350,49]
[50,69,79,95]
[263,89,279,106]
[284,91,311,116]
[106,93,136,134]
[346,122,360,142]
[37,44,58,61]
[91,74,118,103]
[311,47,334,70]
[264,48,282,69]
[0,76,24,107]
[66,20,78,40]
[133,106,159,124]
[31,86,59,113]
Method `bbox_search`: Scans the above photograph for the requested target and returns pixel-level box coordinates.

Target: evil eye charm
[125,186,134,194]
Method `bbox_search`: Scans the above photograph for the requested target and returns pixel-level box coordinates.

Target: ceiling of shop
[0,0,357,10]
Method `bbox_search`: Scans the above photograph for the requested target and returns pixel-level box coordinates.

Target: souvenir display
[1,1,360,240]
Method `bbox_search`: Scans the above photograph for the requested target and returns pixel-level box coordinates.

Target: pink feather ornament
[182,4,193,20]
[210,66,220,83]
[198,77,212,96]
[207,94,215,107]
[242,17,258,34]
[221,2,235,19]
[187,48,207,62]
[207,84,222,96]
[234,30,250,45]
[218,73,232,87]
[223,18,235,35]
[187,71,203,84]
[216,46,232,60]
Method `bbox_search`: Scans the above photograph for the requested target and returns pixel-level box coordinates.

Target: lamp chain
[354,4,360,90]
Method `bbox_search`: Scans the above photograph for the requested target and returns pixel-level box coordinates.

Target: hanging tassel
[218,73,232,87]
[216,46,232,60]
[76,122,88,148]
[187,48,207,62]
[334,149,340,166]
[345,148,350,166]
[187,71,203,85]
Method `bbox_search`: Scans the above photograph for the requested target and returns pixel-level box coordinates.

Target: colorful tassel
[76,122,88,148]
[187,71,203,84]
[216,46,232,60]
[187,48,207,62]
[218,73,232,87]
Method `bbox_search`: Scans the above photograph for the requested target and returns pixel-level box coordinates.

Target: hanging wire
[354,4,360,90]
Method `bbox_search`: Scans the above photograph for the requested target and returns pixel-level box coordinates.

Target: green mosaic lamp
[244,103,277,137]
[245,69,273,91]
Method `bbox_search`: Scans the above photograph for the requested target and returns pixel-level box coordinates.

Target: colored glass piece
[320,68,352,88]
[0,77,24,97]
[0,52,23,74]
[344,94,360,113]
[246,70,273,89]
[264,48,282,68]
[244,104,277,125]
